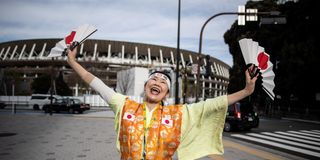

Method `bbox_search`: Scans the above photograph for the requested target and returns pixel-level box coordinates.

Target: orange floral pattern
[119,99,182,160]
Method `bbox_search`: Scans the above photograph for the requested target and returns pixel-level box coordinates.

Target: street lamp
[194,6,285,102]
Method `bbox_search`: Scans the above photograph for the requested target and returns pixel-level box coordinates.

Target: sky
[0,0,248,66]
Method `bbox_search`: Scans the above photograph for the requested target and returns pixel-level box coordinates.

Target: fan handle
[247,64,260,79]
[62,42,83,58]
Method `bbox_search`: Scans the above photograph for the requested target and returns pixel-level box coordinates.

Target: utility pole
[175,0,181,104]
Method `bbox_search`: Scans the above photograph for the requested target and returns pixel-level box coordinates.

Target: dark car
[43,97,90,114]
[0,102,6,109]
[224,101,259,132]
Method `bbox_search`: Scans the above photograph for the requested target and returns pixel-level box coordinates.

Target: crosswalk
[231,130,320,159]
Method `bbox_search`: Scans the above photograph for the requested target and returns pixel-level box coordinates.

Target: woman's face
[144,75,169,103]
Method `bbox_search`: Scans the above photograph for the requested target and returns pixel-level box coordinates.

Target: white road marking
[299,130,320,135]
[261,132,320,146]
[288,130,320,138]
[275,131,320,142]
[231,134,320,158]
[247,133,320,151]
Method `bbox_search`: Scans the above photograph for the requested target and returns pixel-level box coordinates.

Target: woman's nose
[153,80,161,86]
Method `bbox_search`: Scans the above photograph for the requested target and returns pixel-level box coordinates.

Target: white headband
[148,72,171,90]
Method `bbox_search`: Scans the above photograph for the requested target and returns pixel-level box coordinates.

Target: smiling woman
[66,42,258,159]
[144,71,171,105]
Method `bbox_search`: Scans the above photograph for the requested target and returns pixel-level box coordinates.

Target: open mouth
[150,87,161,95]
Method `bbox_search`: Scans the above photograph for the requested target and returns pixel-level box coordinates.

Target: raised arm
[67,46,95,84]
[227,65,259,106]
[66,46,116,103]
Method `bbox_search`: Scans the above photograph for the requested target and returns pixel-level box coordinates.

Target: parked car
[0,102,6,109]
[42,97,90,114]
[29,94,61,110]
[224,101,259,132]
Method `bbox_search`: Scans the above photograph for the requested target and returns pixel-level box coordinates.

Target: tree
[31,71,72,96]
[224,0,320,117]
[55,71,72,96]
[31,74,51,94]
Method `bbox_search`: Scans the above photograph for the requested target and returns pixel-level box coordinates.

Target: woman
[67,46,258,160]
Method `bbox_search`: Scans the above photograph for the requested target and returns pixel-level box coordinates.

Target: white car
[29,94,61,110]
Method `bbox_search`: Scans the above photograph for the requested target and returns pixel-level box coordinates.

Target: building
[0,38,230,103]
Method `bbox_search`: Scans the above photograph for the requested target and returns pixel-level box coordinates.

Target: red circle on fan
[165,120,170,124]
[127,115,132,119]
[257,52,269,70]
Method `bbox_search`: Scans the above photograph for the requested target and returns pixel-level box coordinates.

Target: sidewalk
[74,111,304,160]
[0,111,306,160]
[74,110,115,118]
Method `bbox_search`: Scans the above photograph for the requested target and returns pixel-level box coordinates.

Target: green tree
[31,72,72,96]
[55,72,72,96]
[224,0,320,117]
[31,74,51,94]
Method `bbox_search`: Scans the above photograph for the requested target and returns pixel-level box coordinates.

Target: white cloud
[0,0,248,66]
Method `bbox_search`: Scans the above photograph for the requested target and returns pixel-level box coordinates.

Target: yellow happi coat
[89,78,228,160]
[119,99,182,160]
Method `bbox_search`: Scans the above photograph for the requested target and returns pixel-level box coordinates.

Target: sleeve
[177,95,228,160]
[89,77,116,103]
[109,93,127,151]
[89,77,128,115]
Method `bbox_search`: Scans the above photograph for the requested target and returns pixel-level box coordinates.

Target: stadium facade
[0,39,230,102]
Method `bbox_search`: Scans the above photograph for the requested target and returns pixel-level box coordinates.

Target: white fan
[239,38,275,100]
[48,24,97,57]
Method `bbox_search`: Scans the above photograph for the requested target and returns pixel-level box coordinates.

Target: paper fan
[239,38,275,100]
[48,24,97,57]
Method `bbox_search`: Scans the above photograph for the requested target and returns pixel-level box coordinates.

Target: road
[0,109,319,160]
[223,118,320,160]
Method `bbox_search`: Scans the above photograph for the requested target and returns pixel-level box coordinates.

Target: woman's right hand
[67,43,78,62]
[65,42,95,85]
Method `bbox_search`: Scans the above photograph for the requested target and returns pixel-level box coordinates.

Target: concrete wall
[116,67,148,96]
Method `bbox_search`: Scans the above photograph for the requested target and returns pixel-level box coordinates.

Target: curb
[282,117,320,124]
[72,111,115,119]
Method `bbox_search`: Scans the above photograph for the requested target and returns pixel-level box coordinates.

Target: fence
[0,95,109,109]
[0,95,176,109]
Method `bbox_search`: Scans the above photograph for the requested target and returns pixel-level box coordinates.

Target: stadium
[0,38,230,103]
